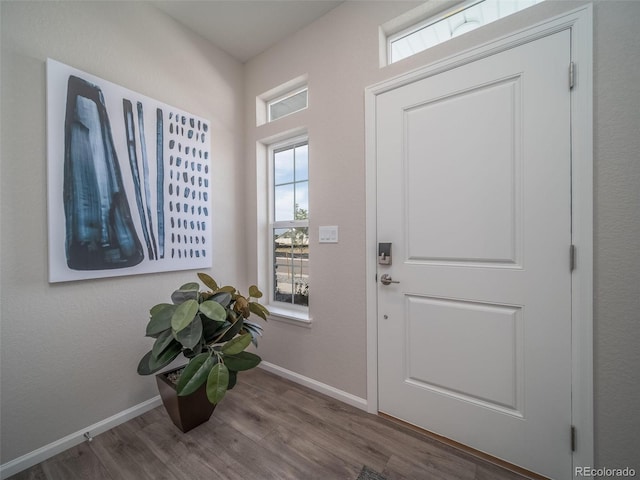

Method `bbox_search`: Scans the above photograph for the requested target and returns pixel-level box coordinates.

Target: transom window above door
[385,0,543,65]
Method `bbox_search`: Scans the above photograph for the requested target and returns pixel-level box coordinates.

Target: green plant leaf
[171,299,199,332]
[248,285,263,298]
[216,285,236,295]
[171,284,199,304]
[197,273,219,291]
[202,317,225,342]
[219,315,244,343]
[175,316,203,349]
[222,351,261,371]
[137,342,182,375]
[137,351,156,375]
[227,370,238,390]
[151,342,182,370]
[151,329,175,359]
[243,320,264,333]
[146,303,176,337]
[183,341,204,359]
[248,302,269,321]
[206,362,229,404]
[210,292,232,307]
[234,295,250,318]
[221,332,252,355]
[199,300,226,322]
[176,353,217,396]
[243,320,264,347]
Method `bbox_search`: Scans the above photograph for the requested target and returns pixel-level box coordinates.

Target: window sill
[266,305,312,328]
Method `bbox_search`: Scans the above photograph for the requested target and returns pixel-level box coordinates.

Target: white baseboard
[259,361,368,411]
[0,396,162,479]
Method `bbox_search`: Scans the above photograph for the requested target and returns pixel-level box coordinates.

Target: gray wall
[1,0,638,472]
[0,1,246,465]
[592,1,640,469]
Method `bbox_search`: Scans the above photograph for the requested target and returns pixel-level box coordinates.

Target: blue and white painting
[47,59,212,282]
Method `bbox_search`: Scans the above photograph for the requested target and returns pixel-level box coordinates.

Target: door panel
[377,30,572,479]
[405,77,520,265]
[405,296,523,415]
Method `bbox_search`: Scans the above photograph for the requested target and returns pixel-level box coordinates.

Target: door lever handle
[380,274,400,286]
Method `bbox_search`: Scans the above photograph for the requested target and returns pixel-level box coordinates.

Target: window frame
[266,135,311,322]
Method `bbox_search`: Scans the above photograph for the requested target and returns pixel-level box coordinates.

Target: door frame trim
[364,5,593,476]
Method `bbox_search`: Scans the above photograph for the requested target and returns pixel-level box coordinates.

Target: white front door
[376,30,572,478]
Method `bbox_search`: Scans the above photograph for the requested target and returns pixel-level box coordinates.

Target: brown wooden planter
[156,366,216,433]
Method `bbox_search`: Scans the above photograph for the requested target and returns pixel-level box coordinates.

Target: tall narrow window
[271,140,309,310]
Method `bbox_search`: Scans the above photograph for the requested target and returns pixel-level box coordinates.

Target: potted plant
[137,272,269,432]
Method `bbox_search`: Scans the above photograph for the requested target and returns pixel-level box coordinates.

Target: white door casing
[365,6,593,480]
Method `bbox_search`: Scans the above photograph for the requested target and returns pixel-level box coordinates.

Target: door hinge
[571,425,577,452]
[570,244,577,272]
[569,62,575,90]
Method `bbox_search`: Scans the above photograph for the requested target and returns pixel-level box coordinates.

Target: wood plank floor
[9,368,537,480]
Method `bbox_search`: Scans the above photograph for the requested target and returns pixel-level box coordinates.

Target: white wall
[0,1,246,465]
[244,0,640,471]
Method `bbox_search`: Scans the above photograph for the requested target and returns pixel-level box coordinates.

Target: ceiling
[153,0,344,63]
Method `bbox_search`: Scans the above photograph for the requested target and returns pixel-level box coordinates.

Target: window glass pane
[295,144,308,181]
[269,138,309,312]
[273,227,309,306]
[389,0,542,64]
[295,181,308,219]
[274,148,294,185]
[269,89,308,121]
[275,184,294,222]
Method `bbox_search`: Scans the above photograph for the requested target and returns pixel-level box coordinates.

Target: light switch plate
[319,225,339,243]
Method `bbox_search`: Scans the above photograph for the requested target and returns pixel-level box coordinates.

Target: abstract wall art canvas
[47,59,212,282]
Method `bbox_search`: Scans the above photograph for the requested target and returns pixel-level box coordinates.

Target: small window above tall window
[268,87,308,122]
[385,0,543,65]
[256,75,308,126]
